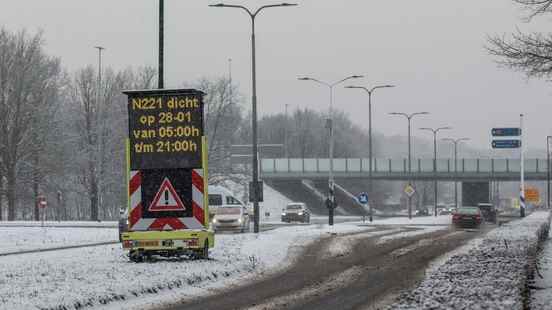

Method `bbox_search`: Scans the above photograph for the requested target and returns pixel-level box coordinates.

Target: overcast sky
[2,0,551,154]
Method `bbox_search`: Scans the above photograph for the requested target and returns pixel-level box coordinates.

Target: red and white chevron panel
[191,169,205,226]
[128,169,206,231]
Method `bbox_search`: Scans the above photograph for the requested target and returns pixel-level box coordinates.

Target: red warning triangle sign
[148,178,187,212]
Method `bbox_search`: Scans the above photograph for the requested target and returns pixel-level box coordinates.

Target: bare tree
[487,0,552,78]
[193,77,243,178]
[513,0,552,18]
[0,28,62,220]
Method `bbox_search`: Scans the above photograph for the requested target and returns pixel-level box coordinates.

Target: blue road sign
[492,128,521,137]
[492,139,521,149]
[357,192,369,204]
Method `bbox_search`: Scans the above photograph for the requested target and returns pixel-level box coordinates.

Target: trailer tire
[129,250,144,263]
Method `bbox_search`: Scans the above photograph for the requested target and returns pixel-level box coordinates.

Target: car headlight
[282,212,286,216]
[298,212,303,215]
[212,218,217,223]
[238,218,242,223]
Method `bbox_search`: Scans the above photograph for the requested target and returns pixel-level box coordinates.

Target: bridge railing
[261,158,549,174]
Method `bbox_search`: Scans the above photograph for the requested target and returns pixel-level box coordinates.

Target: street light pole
[442,138,469,209]
[284,103,289,158]
[389,112,429,219]
[93,45,105,221]
[298,75,364,226]
[345,85,395,222]
[420,126,452,216]
[210,2,297,234]
[547,136,552,209]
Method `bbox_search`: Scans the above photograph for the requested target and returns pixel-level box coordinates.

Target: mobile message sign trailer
[121,89,214,262]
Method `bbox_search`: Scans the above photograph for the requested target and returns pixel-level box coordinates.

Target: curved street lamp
[210,2,298,233]
[298,75,364,226]
[345,85,395,222]
[442,137,470,209]
[419,126,452,216]
[389,112,429,219]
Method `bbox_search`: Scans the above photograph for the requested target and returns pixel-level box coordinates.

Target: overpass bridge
[260,158,549,181]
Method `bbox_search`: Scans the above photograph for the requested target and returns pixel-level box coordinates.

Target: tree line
[0,26,253,221]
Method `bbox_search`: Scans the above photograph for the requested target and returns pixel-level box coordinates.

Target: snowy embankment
[389,211,551,310]
[212,176,294,222]
[0,227,118,254]
[0,222,368,310]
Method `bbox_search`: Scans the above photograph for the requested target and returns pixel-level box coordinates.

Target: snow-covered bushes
[389,211,551,310]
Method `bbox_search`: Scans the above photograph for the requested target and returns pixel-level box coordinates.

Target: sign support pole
[158,0,164,89]
[520,114,525,217]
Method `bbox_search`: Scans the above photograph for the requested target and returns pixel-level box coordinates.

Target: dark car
[415,207,430,217]
[439,208,452,215]
[452,206,482,228]
[118,208,128,242]
[477,203,497,223]
[282,203,310,223]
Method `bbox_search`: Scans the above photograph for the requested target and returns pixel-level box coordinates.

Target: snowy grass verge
[0,227,118,254]
[0,221,117,228]
[388,211,551,310]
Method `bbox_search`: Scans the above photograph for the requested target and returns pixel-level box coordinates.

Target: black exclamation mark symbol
[164,190,169,205]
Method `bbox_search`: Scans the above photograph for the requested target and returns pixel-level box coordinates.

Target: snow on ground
[389,211,551,310]
[324,224,452,259]
[0,221,117,228]
[531,228,552,309]
[210,175,294,222]
[245,266,363,310]
[324,227,395,258]
[362,215,452,226]
[0,227,118,254]
[0,221,371,310]
[376,225,451,244]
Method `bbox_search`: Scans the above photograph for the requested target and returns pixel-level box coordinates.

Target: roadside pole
[158,0,164,89]
[520,114,525,217]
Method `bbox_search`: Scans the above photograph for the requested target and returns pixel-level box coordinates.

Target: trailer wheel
[129,250,144,263]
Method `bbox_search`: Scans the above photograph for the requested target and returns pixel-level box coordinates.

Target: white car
[212,206,250,232]
[208,185,251,232]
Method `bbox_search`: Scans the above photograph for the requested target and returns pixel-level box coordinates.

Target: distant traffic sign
[492,128,521,137]
[357,192,369,204]
[492,139,521,149]
[37,195,47,209]
[404,184,416,197]
[525,188,540,203]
